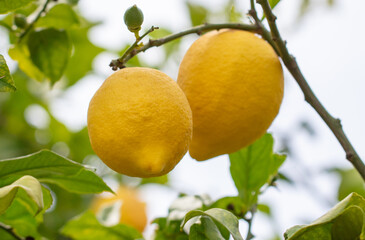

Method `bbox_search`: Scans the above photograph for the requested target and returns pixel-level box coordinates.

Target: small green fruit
[123,5,144,32]
[14,14,27,29]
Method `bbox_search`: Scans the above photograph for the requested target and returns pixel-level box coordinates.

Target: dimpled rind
[87,67,192,177]
[177,30,284,161]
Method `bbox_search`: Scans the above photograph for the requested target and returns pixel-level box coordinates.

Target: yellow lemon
[177,30,284,161]
[87,67,192,177]
[91,186,147,232]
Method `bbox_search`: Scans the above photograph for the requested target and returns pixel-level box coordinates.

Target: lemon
[87,67,192,177]
[177,30,284,161]
[91,186,147,232]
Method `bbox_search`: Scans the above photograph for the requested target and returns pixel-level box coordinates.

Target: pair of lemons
[87,30,284,178]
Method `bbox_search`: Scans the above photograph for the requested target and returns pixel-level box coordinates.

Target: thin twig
[109,22,260,70]
[0,223,23,240]
[256,0,365,181]
[18,0,51,42]
[247,1,279,55]
[109,26,159,70]
[245,207,257,240]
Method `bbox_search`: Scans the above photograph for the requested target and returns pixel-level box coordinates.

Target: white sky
[1,0,365,239]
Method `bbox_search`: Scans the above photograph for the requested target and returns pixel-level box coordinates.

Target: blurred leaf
[0,0,34,14]
[153,218,189,240]
[299,0,310,18]
[189,216,226,240]
[65,27,104,86]
[67,0,79,5]
[299,120,316,137]
[13,2,38,16]
[68,127,94,162]
[181,208,243,240]
[61,211,143,240]
[149,28,181,60]
[284,192,365,239]
[225,0,242,23]
[269,0,281,9]
[332,168,365,200]
[8,43,46,82]
[0,54,16,92]
[38,184,90,239]
[0,175,43,215]
[0,186,52,239]
[0,150,113,194]
[27,28,71,84]
[229,133,286,207]
[327,0,335,6]
[140,174,169,185]
[186,2,208,26]
[210,196,247,218]
[277,172,294,185]
[0,228,16,240]
[261,0,281,20]
[257,203,271,216]
[36,4,80,29]
[118,44,142,67]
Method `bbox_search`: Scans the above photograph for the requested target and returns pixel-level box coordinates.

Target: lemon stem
[256,0,365,181]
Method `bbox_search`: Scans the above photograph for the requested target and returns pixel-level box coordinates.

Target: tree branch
[18,0,51,42]
[256,0,365,181]
[109,22,260,70]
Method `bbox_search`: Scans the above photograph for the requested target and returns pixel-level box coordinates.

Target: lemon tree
[0,0,364,239]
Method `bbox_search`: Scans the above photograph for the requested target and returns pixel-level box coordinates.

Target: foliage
[284,193,365,240]
[0,0,363,239]
[0,54,15,92]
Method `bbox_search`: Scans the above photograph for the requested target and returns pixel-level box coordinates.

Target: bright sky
[1,0,365,239]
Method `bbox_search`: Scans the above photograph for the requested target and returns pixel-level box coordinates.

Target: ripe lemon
[87,67,192,177]
[177,30,284,161]
[91,186,147,232]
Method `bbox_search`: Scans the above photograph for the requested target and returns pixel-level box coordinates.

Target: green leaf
[269,0,281,9]
[0,186,52,239]
[8,43,46,82]
[181,208,243,240]
[186,2,208,26]
[261,0,282,21]
[189,216,225,240]
[140,174,169,185]
[284,192,365,240]
[229,133,286,206]
[0,150,113,194]
[36,4,80,29]
[27,28,71,84]
[331,168,365,200]
[152,217,189,240]
[65,27,104,86]
[0,54,16,92]
[0,0,34,14]
[210,196,247,218]
[149,28,181,60]
[0,175,43,215]
[61,211,143,240]
[257,203,271,216]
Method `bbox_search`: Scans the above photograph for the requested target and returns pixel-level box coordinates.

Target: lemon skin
[88,67,192,177]
[177,30,284,161]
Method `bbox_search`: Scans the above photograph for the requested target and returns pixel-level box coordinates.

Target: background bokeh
[1,0,364,239]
